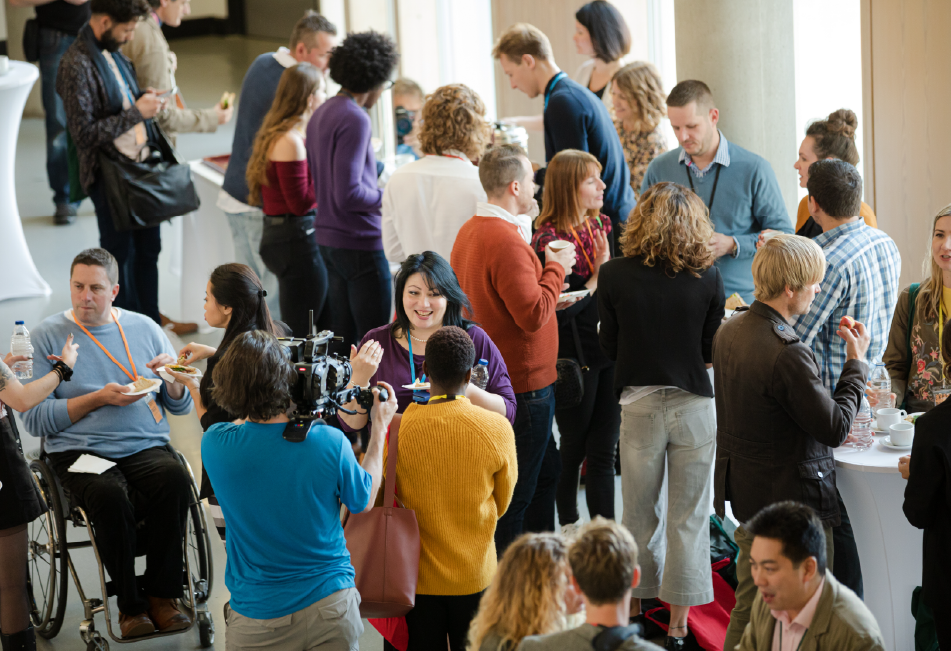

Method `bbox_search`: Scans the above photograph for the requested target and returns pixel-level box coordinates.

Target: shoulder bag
[344,423,420,618]
[555,318,587,410]
[901,283,921,411]
[591,623,644,651]
[22,19,40,63]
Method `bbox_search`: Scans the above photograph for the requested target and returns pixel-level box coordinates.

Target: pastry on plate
[132,377,155,392]
[166,364,199,375]
[725,293,747,311]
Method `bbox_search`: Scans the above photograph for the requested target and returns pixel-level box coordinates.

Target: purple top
[306,95,383,251]
[339,324,517,433]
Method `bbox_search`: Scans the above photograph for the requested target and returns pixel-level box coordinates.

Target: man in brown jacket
[713,234,870,651]
[737,501,885,651]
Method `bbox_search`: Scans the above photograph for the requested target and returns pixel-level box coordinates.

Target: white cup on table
[0,56,9,76]
[889,422,914,447]
[876,407,906,431]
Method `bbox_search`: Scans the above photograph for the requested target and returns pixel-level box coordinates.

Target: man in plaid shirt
[794,160,901,395]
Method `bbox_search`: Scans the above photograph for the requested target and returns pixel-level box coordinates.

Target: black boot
[664,634,686,651]
[1,625,37,651]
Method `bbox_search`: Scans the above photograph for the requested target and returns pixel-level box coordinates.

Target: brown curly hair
[619,182,715,277]
[806,108,859,165]
[611,61,666,132]
[417,84,491,160]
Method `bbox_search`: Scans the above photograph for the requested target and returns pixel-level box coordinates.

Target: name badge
[143,392,163,423]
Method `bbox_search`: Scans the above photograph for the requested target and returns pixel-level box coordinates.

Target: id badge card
[412,390,430,404]
[143,392,163,423]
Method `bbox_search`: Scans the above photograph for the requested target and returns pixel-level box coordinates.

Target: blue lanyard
[544,71,567,111]
[406,336,427,402]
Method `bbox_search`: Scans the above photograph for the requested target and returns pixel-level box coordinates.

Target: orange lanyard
[72,311,139,382]
[567,220,596,272]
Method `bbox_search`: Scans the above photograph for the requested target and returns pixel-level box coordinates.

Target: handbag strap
[571,317,588,372]
[383,423,400,506]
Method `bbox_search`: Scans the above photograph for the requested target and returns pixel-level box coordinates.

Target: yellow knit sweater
[384,397,517,596]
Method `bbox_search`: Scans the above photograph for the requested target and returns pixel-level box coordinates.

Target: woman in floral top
[883,204,951,412]
[611,62,668,199]
[531,150,614,536]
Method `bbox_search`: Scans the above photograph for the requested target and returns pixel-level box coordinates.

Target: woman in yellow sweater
[388,326,518,650]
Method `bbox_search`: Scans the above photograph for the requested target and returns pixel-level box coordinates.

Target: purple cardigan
[339,324,517,433]
[306,95,383,251]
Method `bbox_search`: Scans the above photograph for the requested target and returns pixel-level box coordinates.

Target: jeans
[89,181,162,324]
[319,246,392,347]
[620,389,715,605]
[38,27,76,207]
[832,489,864,599]
[495,384,559,555]
[225,209,280,319]
[260,216,330,337]
[555,362,620,525]
[404,592,483,651]
[49,447,192,616]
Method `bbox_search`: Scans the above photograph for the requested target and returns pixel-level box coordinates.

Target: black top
[597,255,725,399]
[36,1,91,36]
[592,85,605,99]
[198,355,233,500]
[903,399,951,611]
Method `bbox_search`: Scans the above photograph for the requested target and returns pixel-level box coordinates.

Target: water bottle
[10,321,34,380]
[847,396,874,450]
[868,362,892,416]
[470,359,489,390]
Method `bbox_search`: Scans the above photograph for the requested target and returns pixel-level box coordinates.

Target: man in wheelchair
[22,249,195,639]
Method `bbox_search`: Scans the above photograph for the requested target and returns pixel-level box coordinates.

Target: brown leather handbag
[344,424,420,618]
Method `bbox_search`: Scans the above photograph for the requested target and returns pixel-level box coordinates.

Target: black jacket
[712,301,867,527]
[903,399,951,611]
[597,255,724,399]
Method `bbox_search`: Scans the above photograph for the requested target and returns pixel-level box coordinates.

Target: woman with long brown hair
[246,62,328,337]
[611,61,668,198]
[530,149,614,534]
[598,182,724,650]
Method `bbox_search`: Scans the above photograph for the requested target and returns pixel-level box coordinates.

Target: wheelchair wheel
[85,629,109,651]
[185,500,213,603]
[27,458,69,639]
[197,610,214,648]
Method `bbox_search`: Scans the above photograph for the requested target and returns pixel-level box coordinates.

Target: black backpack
[591,623,643,651]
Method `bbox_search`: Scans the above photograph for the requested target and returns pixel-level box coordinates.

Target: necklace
[409,331,429,344]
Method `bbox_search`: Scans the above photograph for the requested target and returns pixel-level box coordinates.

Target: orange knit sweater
[386,398,518,595]
[451,215,564,393]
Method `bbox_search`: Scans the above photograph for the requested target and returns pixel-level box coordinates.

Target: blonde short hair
[752,234,826,301]
[568,517,638,606]
[492,23,553,63]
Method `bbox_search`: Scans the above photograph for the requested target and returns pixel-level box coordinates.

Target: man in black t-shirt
[10,0,91,225]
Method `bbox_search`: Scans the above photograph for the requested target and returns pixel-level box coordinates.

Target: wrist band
[52,361,73,382]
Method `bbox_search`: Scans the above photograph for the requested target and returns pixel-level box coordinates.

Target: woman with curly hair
[382,83,492,263]
[611,61,668,198]
[597,182,724,649]
[306,30,399,346]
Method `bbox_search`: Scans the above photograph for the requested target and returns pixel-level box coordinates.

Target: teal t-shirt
[202,421,371,619]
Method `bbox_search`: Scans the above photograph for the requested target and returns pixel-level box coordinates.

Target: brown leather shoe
[119,612,156,638]
[148,596,192,633]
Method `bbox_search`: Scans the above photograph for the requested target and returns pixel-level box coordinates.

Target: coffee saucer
[881,436,912,450]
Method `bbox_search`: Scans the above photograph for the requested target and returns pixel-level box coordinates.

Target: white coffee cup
[876,407,907,431]
[547,240,572,252]
[0,56,9,75]
[889,422,914,447]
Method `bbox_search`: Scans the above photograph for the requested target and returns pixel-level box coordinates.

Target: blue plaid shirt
[794,220,901,395]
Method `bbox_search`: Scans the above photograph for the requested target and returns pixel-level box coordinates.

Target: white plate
[880,436,913,450]
[402,382,431,391]
[558,289,590,304]
[124,378,162,396]
[157,365,203,383]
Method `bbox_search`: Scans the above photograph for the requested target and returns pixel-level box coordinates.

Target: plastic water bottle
[868,362,892,416]
[10,321,34,380]
[470,359,489,390]
[847,396,874,450]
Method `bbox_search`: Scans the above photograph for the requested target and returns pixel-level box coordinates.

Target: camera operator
[202,330,397,650]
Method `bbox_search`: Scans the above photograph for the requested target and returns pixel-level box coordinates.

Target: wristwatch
[52,361,73,382]
[730,237,739,258]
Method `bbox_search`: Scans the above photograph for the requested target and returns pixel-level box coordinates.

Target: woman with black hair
[306,30,400,347]
[573,1,632,115]
[337,251,516,439]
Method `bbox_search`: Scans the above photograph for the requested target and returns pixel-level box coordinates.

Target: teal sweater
[23,309,192,457]
[641,135,791,301]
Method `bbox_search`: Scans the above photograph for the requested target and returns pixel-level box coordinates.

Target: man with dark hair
[738,502,885,651]
[453,144,576,553]
[642,80,791,302]
[219,10,338,319]
[201,331,398,650]
[518,517,654,651]
[23,248,194,639]
[57,0,165,326]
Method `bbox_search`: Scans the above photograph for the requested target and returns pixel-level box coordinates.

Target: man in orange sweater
[451,143,577,553]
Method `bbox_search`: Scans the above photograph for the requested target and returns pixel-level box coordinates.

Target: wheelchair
[25,445,215,651]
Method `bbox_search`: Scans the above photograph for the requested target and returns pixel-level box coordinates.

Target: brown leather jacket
[712,302,868,527]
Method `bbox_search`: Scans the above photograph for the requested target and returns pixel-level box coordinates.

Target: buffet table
[0,62,51,302]
[834,435,921,651]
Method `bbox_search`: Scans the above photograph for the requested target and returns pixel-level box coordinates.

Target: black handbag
[22,19,40,63]
[555,318,587,410]
[97,121,200,232]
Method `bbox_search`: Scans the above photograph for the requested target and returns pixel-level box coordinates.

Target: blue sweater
[22,310,192,457]
[641,136,791,301]
[543,75,636,228]
[222,53,286,205]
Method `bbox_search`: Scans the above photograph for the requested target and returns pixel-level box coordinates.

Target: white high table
[0,62,51,302]
[834,434,921,651]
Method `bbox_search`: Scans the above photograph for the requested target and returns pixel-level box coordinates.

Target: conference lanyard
[544,71,567,111]
[429,395,464,402]
[406,336,429,403]
[778,625,808,651]
[72,311,139,382]
[567,220,596,273]
[685,163,722,213]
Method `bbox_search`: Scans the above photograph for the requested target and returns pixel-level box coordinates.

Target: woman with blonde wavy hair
[382,83,492,263]
[467,533,579,651]
[597,181,725,649]
[611,61,668,198]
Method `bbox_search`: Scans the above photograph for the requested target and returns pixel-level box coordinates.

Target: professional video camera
[278,312,388,442]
